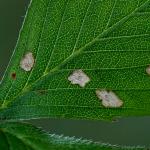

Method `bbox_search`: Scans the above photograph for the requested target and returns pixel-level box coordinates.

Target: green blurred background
[0,0,150,147]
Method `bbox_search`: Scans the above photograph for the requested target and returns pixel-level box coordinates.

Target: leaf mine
[146,65,150,75]
[68,70,90,87]
[20,52,35,72]
[96,90,123,108]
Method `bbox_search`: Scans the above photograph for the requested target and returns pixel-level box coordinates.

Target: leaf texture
[0,0,150,120]
[0,122,145,150]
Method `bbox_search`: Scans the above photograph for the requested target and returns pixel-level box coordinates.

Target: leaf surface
[0,0,150,120]
[0,122,145,150]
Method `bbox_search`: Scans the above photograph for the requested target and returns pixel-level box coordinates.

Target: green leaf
[0,0,150,120]
[0,122,145,150]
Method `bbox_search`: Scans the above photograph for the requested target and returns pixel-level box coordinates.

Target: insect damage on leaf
[11,72,16,80]
[20,52,35,71]
[146,65,150,75]
[68,70,90,87]
[96,90,123,108]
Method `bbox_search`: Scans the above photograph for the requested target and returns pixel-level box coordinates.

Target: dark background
[0,0,150,147]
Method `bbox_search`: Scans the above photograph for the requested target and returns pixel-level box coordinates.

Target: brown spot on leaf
[11,73,16,80]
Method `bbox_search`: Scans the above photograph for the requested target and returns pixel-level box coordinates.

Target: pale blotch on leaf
[20,52,34,72]
[96,90,123,108]
[68,69,90,87]
[146,65,150,75]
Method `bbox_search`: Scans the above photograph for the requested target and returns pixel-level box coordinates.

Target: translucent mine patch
[20,52,34,72]
[146,65,150,75]
[68,70,90,87]
[96,90,123,108]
